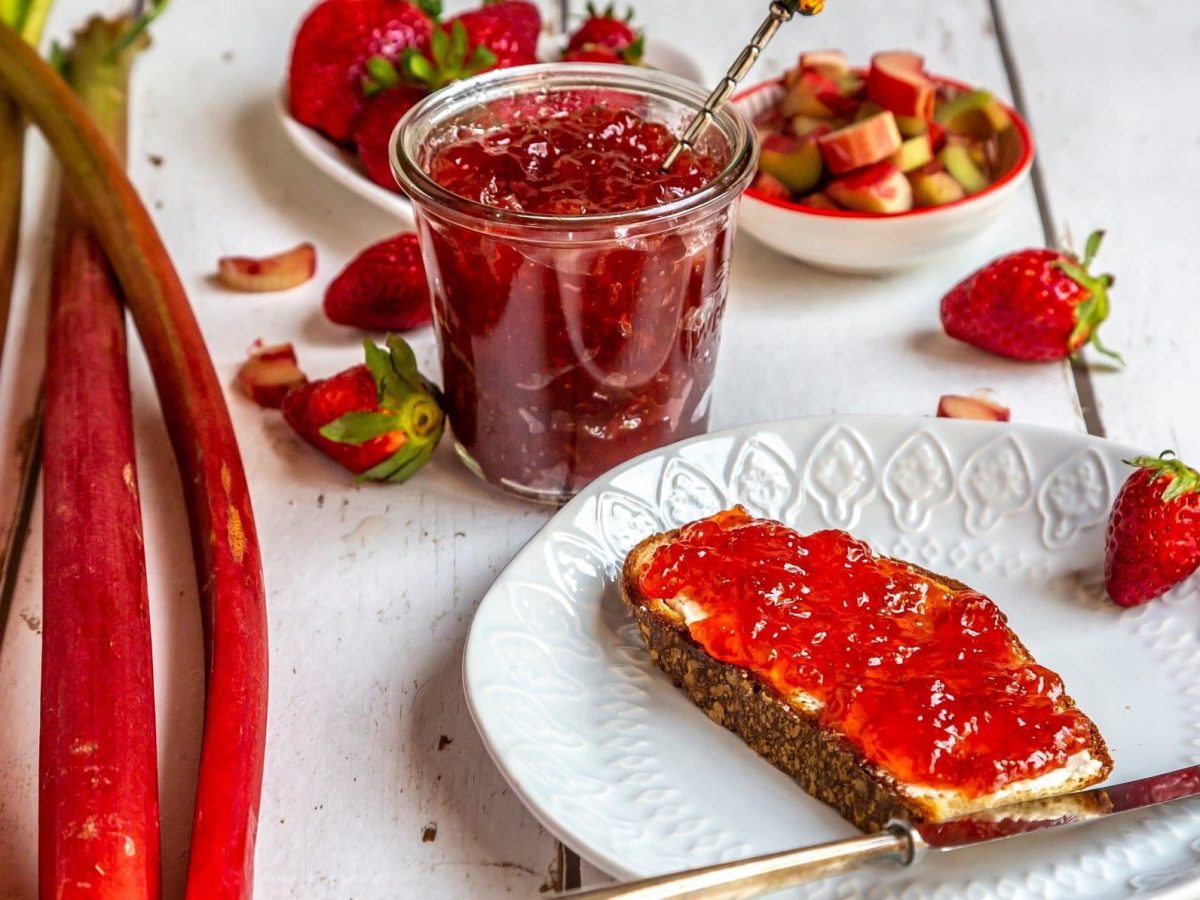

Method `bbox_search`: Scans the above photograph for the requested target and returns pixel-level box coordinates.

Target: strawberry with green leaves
[452,0,540,69]
[940,230,1121,363]
[1105,452,1200,607]
[352,72,429,189]
[282,336,444,482]
[393,0,539,92]
[564,3,643,64]
[288,0,439,143]
[396,18,500,92]
[564,4,643,65]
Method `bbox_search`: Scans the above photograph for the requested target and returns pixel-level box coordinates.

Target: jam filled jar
[391,65,757,502]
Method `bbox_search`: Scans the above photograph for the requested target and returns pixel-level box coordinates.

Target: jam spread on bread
[638,506,1097,798]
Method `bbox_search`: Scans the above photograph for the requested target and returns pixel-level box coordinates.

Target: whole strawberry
[282,336,444,482]
[562,45,626,64]
[565,3,643,64]
[325,234,432,331]
[940,230,1121,363]
[451,0,540,69]
[1105,453,1200,607]
[288,0,436,143]
[352,80,428,190]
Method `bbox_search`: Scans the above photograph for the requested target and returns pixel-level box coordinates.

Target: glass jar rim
[389,62,758,233]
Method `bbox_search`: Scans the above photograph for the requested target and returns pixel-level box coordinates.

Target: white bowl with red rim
[731,75,1035,274]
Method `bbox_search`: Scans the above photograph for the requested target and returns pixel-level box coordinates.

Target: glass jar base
[453,441,574,506]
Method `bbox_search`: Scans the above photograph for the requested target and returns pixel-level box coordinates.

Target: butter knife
[562,764,1200,899]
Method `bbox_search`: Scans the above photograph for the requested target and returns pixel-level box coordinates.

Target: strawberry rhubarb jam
[393,69,755,501]
[639,507,1097,797]
[426,105,722,215]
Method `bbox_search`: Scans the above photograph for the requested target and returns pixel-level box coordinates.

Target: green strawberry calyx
[1126,451,1200,503]
[621,32,645,64]
[584,2,636,22]
[318,336,445,484]
[400,19,497,92]
[415,0,443,20]
[1056,229,1123,365]
[362,55,406,97]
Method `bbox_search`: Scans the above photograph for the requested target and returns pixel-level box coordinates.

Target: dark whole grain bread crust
[620,528,1113,832]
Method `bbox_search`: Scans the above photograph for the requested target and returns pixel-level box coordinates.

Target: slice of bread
[621,516,1113,832]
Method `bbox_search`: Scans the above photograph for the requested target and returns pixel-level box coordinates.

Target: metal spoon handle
[662,0,816,172]
[559,823,915,900]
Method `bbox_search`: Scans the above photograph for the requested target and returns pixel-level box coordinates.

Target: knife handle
[560,822,918,900]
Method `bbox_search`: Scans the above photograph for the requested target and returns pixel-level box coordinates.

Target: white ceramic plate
[463,416,1200,898]
[277,39,706,219]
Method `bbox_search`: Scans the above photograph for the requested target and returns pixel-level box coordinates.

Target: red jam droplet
[639,507,1097,798]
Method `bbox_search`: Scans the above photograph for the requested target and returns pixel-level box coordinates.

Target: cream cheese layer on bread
[623,506,1113,826]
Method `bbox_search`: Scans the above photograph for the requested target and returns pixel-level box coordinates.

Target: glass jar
[392,64,758,503]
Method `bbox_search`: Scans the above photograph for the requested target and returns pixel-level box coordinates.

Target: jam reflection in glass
[392,67,757,501]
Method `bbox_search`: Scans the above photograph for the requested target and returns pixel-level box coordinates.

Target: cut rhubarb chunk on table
[937,393,1011,421]
[237,343,307,409]
[216,242,317,292]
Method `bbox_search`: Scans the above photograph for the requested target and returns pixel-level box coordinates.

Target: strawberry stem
[107,0,168,58]
[1056,229,1122,365]
[1126,451,1200,502]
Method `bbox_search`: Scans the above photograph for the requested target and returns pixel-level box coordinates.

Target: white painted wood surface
[995,0,1197,456]
[0,0,1182,896]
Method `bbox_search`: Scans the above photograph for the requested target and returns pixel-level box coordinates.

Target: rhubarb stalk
[0,0,54,371]
[0,19,268,899]
[40,17,159,898]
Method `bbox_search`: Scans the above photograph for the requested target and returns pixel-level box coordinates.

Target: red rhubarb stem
[39,19,160,898]
[0,97,21,364]
[0,19,268,899]
[0,0,53,375]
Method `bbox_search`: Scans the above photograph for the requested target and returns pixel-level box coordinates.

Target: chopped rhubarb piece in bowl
[732,60,1033,273]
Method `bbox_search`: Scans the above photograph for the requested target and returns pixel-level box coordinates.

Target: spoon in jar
[661,0,826,172]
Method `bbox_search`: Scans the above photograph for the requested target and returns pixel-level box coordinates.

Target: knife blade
[562,764,1200,899]
[913,762,1200,854]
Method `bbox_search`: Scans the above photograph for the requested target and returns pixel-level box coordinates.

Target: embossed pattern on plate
[463,417,1200,898]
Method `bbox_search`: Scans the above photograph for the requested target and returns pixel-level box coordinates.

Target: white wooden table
[0,0,1191,896]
